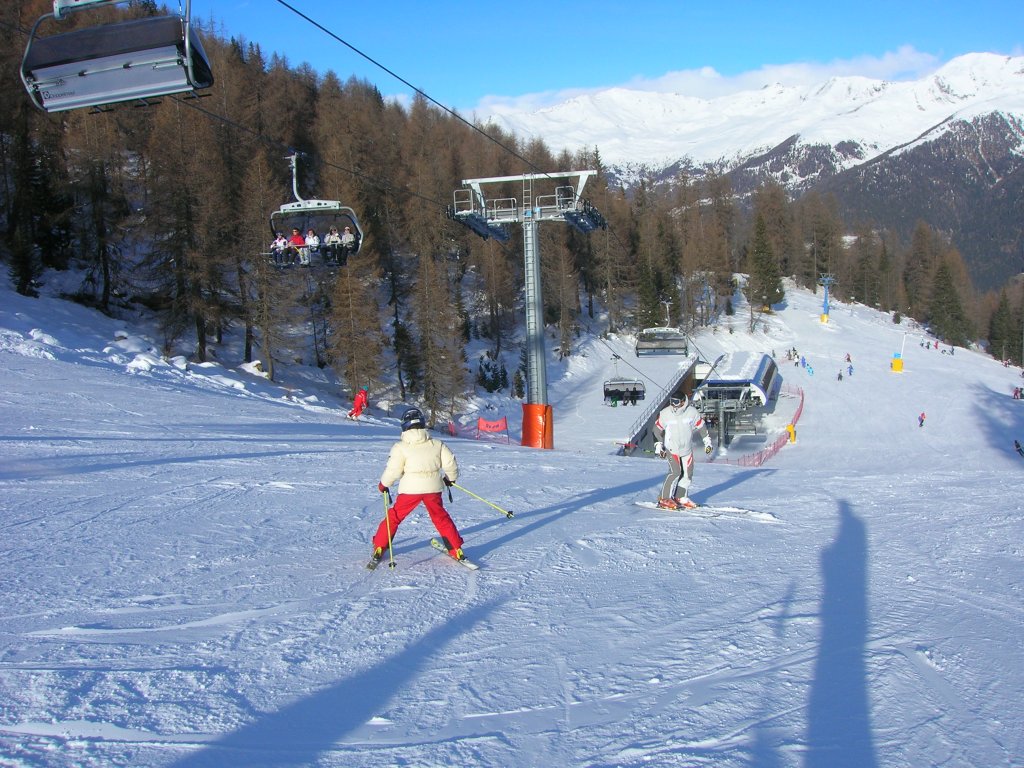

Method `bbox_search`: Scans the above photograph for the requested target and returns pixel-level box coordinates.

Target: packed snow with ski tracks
[0,280,1021,767]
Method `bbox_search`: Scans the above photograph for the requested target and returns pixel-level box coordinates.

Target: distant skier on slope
[369,407,467,567]
[347,386,368,419]
[652,393,713,509]
[1015,439,1024,457]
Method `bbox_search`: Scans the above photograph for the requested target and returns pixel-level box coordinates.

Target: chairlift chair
[603,377,646,404]
[634,300,688,356]
[634,328,689,356]
[602,354,645,404]
[21,0,214,113]
[269,154,364,267]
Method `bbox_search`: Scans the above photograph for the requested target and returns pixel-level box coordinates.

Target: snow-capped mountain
[485,52,1024,290]
[484,53,1024,174]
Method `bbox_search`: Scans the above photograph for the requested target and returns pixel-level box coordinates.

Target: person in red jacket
[284,227,305,266]
[348,387,368,419]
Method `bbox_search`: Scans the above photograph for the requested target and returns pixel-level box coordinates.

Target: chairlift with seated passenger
[21,0,214,113]
[269,154,364,268]
[602,354,646,405]
[603,377,646,405]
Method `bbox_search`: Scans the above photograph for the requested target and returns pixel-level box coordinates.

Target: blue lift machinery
[21,0,213,113]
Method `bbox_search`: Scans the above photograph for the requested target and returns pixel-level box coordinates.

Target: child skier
[652,394,713,509]
[370,407,466,565]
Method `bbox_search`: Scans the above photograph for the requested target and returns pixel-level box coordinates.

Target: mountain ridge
[484,53,1024,169]
[484,52,1024,290]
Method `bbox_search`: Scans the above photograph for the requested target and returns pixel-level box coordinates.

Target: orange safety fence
[476,416,510,443]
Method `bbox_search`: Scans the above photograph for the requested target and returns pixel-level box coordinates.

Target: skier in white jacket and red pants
[652,393,713,509]
[370,407,466,565]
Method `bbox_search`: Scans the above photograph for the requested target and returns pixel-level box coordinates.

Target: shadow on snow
[169,599,503,768]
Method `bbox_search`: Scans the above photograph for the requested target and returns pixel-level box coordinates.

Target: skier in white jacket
[652,393,713,509]
[370,407,465,565]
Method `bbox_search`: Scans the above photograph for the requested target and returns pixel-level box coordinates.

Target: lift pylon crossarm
[446,205,510,242]
[52,0,115,19]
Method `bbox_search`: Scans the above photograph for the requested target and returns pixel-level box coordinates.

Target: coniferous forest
[4,2,1023,424]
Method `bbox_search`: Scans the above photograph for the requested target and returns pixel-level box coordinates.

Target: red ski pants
[373,492,463,551]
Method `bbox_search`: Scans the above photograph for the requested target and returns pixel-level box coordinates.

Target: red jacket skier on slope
[652,393,713,509]
[347,387,368,419]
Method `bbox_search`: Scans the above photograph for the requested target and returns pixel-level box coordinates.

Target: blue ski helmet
[401,407,426,431]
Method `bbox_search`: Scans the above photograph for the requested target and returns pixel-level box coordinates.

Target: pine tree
[7,103,71,295]
[904,221,939,321]
[928,259,974,347]
[475,239,517,354]
[744,214,785,330]
[987,290,1017,363]
[410,253,468,425]
[752,182,797,276]
[857,226,884,309]
[329,261,385,391]
[796,192,842,291]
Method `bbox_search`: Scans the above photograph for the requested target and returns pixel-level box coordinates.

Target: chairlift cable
[164,90,516,256]
[271,0,553,181]
[595,338,666,391]
[7,6,596,259]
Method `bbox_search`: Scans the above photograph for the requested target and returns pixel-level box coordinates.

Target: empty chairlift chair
[21,0,213,113]
[634,327,689,356]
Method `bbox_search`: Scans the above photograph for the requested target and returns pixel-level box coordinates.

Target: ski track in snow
[1,281,1023,766]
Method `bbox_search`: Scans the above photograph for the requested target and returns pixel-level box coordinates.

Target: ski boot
[366,546,386,570]
[440,537,466,561]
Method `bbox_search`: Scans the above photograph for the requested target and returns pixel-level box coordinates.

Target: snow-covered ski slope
[1,280,1021,767]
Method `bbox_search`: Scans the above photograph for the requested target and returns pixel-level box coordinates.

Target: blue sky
[191,0,1023,113]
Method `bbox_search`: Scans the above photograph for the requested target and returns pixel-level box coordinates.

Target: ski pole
[383,489,396,569]
[452,483,514,519]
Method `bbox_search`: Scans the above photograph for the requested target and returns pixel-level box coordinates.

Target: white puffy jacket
[653,404,710,458]
[381,428,458,494]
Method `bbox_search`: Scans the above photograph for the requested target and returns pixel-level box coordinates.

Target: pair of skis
[634,500,779,523]
[366,538,480,571]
